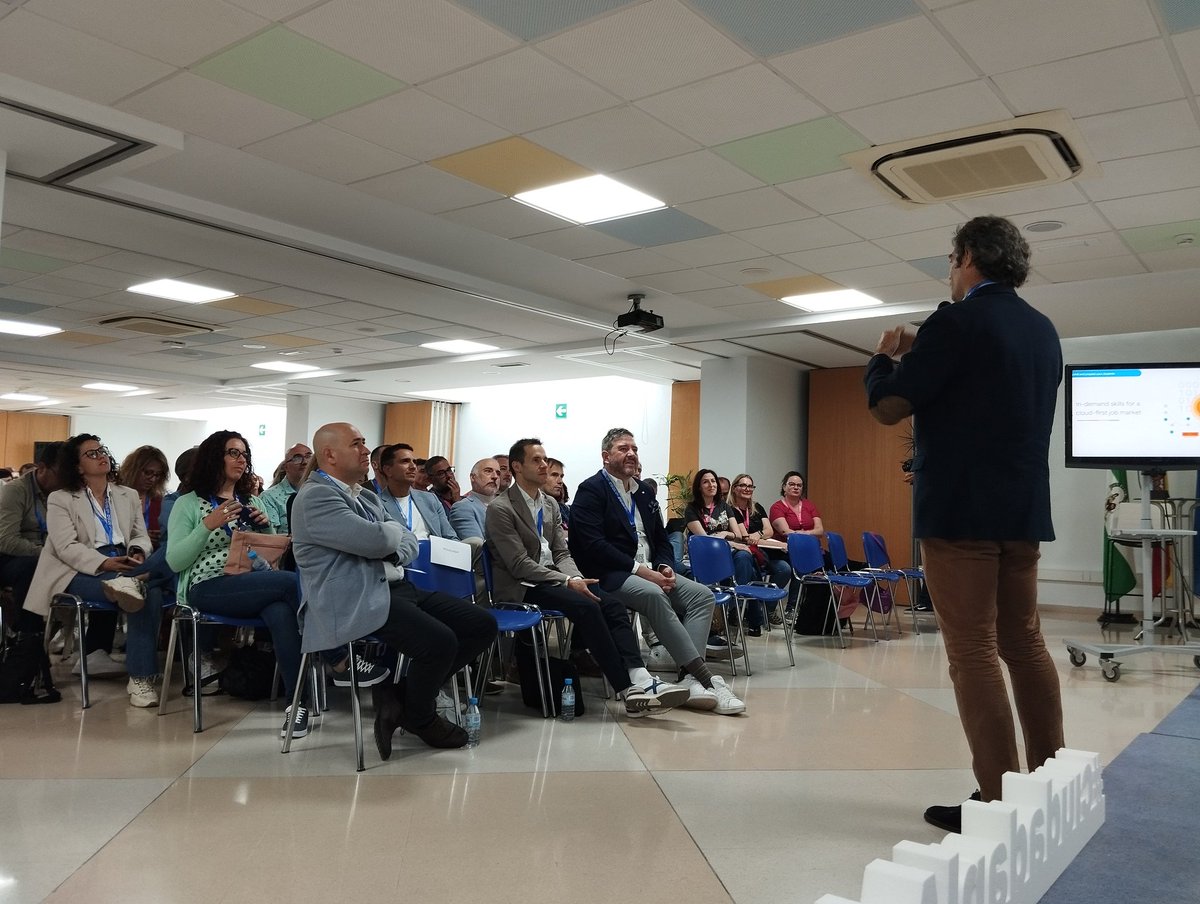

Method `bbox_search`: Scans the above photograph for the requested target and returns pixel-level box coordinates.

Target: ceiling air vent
[843,111,1098,206]
[96,315,216,337]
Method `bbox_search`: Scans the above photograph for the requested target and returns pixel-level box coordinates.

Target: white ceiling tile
[1075,101,1200,161]
[1036,256,1147,283]
[440,198,569,239]
[1080,148,1200,202]
[784,242,901,273]
[773,17,976,112]
[265,307,344,327]
[244,123,414,184]
[514,227,636,260]
[680,286,768,308]
[14,273,109,298]
[1007,204,1112,239]
[528,106,699,173]
[357,313,447,331]
[1097,186,1200,230]
[224,0,316,17]
[656,234,762,267]
[872,227,956,262]
[0,9,172,103]
[117,72,310,148]
[51,263,147,289]
[1028,232,1128,266]
[289,0,518,83]
[351,164,503,213]
[537,0,752,100]
[324,89,507,162]
[636,64,825,145]
[698,256,810,284]
[678,188,815,233]
[637,269,731,294]
[936,0,1159,74]
[25,0,269,66]
[1176,28,1200,93]
[87,251,198,278]
[840,81,1012,145]
[735,218,862,254]
[423,47,619,133]
[777,170,888,215]
[950,181,1088,219]
[873,280,949,304]
[829,203,961,240]
[577,248,687,278]
[1,229,114,261]
[309,300,397,320]
[1138,247,1200,272]
[993,41,1184,118]
[826,262,931,290]
[618,150,764,205]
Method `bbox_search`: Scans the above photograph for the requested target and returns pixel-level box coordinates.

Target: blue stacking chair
[688,535,790,673]
[787,534,877,649]
[863,531,930,635]
[853,531,906,639]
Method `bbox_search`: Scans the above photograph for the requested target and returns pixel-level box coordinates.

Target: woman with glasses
[166,430,304,737]
[105,445,179,614]
[770,472,825,542]
[25,434,165,707]
[728,473,793,624]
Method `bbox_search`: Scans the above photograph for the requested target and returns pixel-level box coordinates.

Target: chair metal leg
[531,623,553,718]
[159,616,179,716]
[73,597,90,710]
[282,651,310,754]
[190,615,203,732]
[347,643,364,772]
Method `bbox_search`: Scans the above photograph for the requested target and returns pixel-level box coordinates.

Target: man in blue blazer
[292,423,497,757]
[864,215,1064,832]
[568,428,745,715]
[375,443,458,541]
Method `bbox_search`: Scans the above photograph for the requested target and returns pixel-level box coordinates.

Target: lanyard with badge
[318,469,377,523]
[87,487,116,551]
[602,469,647,562]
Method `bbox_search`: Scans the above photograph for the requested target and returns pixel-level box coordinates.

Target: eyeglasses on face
[141,468,167,480]
[81,447,112,461]
[785,481,804,488]
[287,453,312,464]
[430,465,454,478]
[224,448,249,461]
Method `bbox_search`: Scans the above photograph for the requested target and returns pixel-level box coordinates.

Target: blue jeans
[65,573,163,678]
[188,571,301,698]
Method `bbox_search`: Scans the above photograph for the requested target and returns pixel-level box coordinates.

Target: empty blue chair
[856,531,907,639]
[863,531,931,635]
[787,534,876,649]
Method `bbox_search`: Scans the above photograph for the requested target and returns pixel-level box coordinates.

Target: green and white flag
[1103,468,1136,604]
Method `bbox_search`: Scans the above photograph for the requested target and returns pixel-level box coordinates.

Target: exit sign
[555,403,567,419]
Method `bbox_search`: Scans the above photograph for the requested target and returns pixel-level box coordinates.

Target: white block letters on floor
[815,749,1105,904]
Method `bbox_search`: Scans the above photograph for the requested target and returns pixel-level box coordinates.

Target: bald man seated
[291,422,498,756]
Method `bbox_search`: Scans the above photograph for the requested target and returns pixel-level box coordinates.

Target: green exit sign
[554,403,567,419]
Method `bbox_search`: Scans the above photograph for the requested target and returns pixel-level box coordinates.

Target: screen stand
[1064,471,1200,681]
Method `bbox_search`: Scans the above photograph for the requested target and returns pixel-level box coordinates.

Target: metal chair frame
[863,531,930,636]
[825,531,900,640]
[786,534,878,649]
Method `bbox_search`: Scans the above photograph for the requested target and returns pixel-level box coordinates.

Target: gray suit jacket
[25,485,151,616]
[449,493,487,540]
[379,487,457,540]
[485,486,579,603]
[291,478,417,653]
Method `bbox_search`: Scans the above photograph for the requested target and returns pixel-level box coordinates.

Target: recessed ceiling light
[1025,220,1064,233]
[0,318,62,337]
[780,289,883,313]
[242,343,267,350]
[740,267,772,276]
[421,339,500,354]
[122,389,157,397]
[251,361,320,373]
[1,392,49,402]
[127,279,236,303]
[280,350,302,356]
[83,382,139,392]
[288,370,340,379]
[514,175,665,224]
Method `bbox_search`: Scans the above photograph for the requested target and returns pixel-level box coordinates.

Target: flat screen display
[1065,363,1200,470]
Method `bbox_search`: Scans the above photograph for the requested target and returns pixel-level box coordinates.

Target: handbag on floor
[513,634,585,717]
[0,632,62,705]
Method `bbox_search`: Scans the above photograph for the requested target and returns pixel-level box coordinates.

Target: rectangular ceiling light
[514,175,665,224]
[127,279,237,304]
[83,381,140,392]
[420,339,499,354]
[0,318,62,337]
[251,360,320,373]
[780,289,883,313]
[1,392,49,401]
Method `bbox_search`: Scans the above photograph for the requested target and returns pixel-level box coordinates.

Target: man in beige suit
[485,438,688,718]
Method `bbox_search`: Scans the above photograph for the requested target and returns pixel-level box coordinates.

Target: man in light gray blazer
[376,443,458,541]
[486,438,688,718]
[291,423,497,758]
[448,457,501,541]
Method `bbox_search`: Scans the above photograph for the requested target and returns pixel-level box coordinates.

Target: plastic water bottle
[247,549,272,572]
[465,696,481,747]
[560,678,575,722]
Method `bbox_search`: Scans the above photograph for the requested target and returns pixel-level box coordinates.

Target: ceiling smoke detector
[843,111,1098,206]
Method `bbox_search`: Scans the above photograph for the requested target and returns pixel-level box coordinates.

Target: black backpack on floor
[0,632,62,705]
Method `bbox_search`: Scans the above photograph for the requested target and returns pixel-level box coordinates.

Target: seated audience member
[24,435,163,707]
[258,442,312,533]
[544,457,571,530]
[18,462,36,477]
[493,454,512,491]
[728,473,792,624]
[377,444,458,541]
[0,441,61,631]
[0,467,14,483]
[292,422,497,755]
[158,447,197,545]
[166,430,305,736]
[106,445,177,609]
[425,455,460,515]
[413,458,429,492]
[568,427,745,715]
[449,457,501,541]
[364,445,387,493]
[487,439,689,717]
[769,471,825,542]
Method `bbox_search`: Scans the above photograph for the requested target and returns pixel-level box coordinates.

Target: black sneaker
[330,655,390,688]
[923,790,981,833]
[281,705,311,739]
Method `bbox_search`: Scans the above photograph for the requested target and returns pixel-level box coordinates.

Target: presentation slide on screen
[1071,367,1200,459]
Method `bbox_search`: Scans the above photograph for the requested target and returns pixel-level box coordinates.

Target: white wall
[1039,327,1200,607]
[452,376,673,501]
[285,392,386,450]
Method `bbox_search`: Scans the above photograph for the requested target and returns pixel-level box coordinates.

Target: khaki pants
[921,538,1065,801]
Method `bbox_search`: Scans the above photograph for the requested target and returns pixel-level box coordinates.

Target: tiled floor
[2,606,1197,904]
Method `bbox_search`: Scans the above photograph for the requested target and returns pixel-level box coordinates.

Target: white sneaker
[644,644,678,672]
[127,676,160,708]
[632,676,690,711]
[102,575,146,612]
[186,653,222,696]
[710,675,746,716]
[679,675,718,711]
[71,649,124,676]
[48,628,66,654]
[436,689,457,720]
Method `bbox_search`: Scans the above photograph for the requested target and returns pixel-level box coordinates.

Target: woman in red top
[769,471,824,541]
